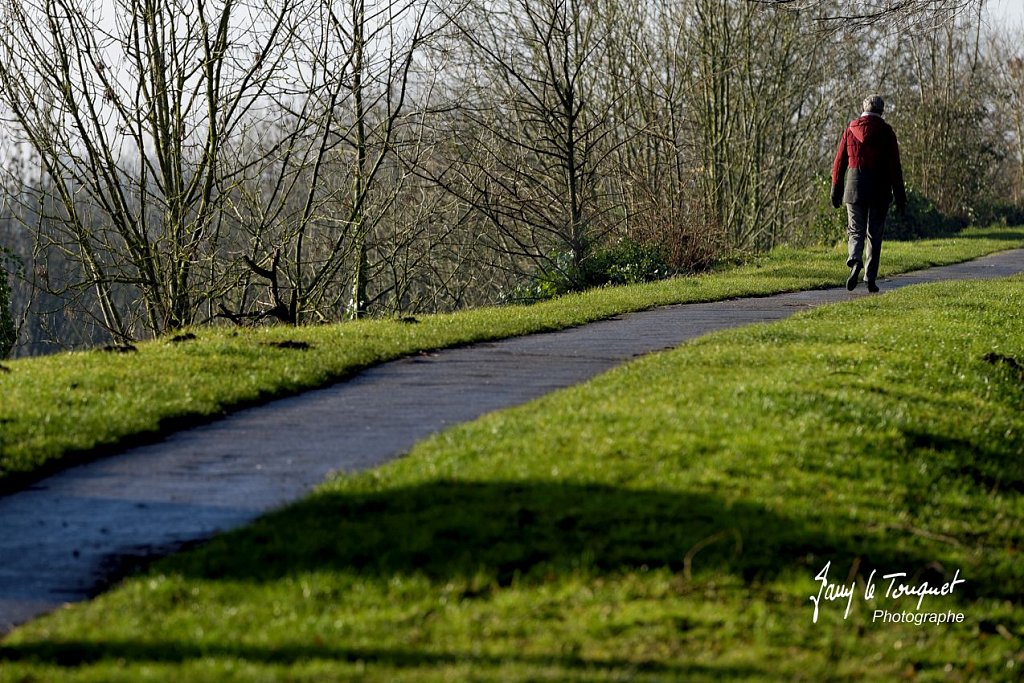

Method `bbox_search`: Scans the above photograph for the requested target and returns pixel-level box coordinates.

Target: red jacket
[831,114,906,208]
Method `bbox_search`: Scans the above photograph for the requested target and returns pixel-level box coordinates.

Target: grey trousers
[846,202,889,284]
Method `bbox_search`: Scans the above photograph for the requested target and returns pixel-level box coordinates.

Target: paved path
[1,250,1022,633]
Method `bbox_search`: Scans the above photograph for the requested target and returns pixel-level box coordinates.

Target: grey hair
[862,95,885,114]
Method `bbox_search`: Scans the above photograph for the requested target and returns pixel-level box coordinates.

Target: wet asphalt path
[1,249,1022,633]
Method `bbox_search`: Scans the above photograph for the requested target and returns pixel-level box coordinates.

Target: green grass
[1,226,1023,493]
[1,272,1022,681]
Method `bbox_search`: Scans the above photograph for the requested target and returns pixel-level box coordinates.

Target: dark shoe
[867,280,879,293]
[846,263,862,291]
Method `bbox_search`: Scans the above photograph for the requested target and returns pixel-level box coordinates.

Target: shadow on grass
[158,479,967,593]
[0,480,994,674]
[0,639,765,679]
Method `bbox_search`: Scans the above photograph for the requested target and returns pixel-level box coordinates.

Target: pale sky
[984,0,1024,27]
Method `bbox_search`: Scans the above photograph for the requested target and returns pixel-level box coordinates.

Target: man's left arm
[891,129,907,212]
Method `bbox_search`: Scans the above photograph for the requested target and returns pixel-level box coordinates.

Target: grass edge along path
[0,226,1023,493]
[1,274,1022,681]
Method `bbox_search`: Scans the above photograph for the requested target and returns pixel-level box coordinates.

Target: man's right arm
[831,129,848,208]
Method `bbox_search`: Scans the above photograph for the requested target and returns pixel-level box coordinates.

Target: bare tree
[749,0,982,29]
[681,0,835,250]
[0,0,310,339]
[874,9,1003,222]
[986,25,1024,207]
[426,0,624,288]
[228,0,440,323]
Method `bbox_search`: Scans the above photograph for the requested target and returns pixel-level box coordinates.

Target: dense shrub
[970,200,1024,228]
[585,239,672,287]
[885,187,967,240]
[502,239,672,303]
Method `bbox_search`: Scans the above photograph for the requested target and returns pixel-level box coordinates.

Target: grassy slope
[1,273,1022,681]
[1,227,1023,493]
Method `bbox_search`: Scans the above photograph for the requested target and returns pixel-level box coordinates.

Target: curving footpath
[1,250,1023,633]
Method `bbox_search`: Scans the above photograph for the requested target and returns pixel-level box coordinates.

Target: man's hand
[830,184,842,209]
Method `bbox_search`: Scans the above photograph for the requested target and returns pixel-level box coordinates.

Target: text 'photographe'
[809,561,966,625]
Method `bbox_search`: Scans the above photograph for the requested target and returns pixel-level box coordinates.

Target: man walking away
[831,94,906,293]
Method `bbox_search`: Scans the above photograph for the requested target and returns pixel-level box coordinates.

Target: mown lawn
[1,274,1022,681]
[1,226,1023,494]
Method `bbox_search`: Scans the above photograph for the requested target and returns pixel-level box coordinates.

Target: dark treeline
[1,0,1022,357]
